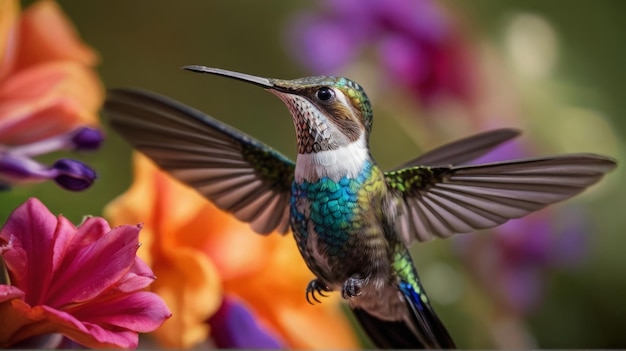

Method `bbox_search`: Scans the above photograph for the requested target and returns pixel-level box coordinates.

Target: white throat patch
[295,134,369,182]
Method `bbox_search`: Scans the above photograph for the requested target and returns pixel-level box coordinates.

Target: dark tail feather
[352,283,456,349]
[353,308,423,349]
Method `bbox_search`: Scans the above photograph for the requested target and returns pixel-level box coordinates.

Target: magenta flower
[288,0,474,104]
[0,198,172,348]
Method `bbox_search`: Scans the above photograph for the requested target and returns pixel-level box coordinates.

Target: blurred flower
[455,211,588,316]
[208,296,283,349]
[0,198,171,349]
[0,0,104,190]
[105,154,359,349]
[456,141,590,315]
[288,0,475,104]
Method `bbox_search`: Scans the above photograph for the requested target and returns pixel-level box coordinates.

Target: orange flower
[105,153,360,349]
[0,0,103,190]
[0,0,102,143]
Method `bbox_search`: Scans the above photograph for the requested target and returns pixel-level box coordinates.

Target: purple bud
[71,127,104,151]
[52,158,97,191]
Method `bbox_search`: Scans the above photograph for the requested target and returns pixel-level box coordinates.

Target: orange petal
[105,154,223,348]
[0,0,19,80]
[180,203,281,281]
[105,154,156,227]
[107,154,276,280]
[0,286,28,346]
[0,61,103,144]
[0,297,57,348]
[14,0,98,72]
[277,304,359,350]
[106,154,208,264]
[149,249,222,348]
[225,237,360,349]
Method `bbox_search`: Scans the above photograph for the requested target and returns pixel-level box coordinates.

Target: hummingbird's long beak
[182,65,276,89]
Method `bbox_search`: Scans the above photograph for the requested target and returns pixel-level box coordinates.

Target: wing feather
[387,154,616,245]
[104,88,295,234]
[393,128,520,169]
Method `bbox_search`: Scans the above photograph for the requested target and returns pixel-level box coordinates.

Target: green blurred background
[3,0,625,348]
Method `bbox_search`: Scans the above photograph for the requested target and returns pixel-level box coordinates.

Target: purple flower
[70,127,105,151]
[454,140,590,314]
[0,126,102,191]
[288,0,474,104]
[208,295,284,349]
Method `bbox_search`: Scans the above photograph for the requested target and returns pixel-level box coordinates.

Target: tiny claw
[305,279,331,305]
[341,275,364,299]
[308,291,321,305]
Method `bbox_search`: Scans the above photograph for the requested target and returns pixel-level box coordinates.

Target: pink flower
[0,198,172,348]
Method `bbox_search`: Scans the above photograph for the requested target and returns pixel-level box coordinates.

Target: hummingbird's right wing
[104,89,295,235]
[391,128,520,170]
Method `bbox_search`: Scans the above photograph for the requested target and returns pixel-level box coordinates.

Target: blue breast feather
[290,162,374,257]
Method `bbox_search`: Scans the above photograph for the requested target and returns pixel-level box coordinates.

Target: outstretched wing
[392,128,520,169]
[104,88,295,234]
[385,154,616,245]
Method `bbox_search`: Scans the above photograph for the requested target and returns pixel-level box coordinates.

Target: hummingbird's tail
[351,282,455,349]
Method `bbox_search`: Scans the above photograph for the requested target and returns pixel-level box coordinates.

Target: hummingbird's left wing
[391,128,521,169]
[104,89,295,235]
[385,155,616,245]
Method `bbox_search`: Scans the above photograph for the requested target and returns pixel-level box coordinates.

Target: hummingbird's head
[183,66,374,155]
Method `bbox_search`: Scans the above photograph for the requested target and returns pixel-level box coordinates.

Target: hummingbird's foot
[341,275,365,299]
[306,279,331,305]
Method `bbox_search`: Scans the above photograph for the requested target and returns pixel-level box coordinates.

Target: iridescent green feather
[384,166,449,195]
[392,248,428,304]
[242,144,294,192]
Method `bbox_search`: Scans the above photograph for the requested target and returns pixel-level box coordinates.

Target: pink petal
[34,305,139,349]
[0,284,24,302]
[1,296,137,348]
[0,233,27,290]
[49,216,78,282]
[114,256,156,293]
[71,291,172,333]
[1,293,139,349]
[0,198,60,306]
[70,217,111,249]
[45,224,141,307]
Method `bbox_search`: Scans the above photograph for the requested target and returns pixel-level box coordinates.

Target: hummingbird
[104,66,616,349]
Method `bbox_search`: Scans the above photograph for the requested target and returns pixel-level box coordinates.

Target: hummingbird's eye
[316,87,335,102]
